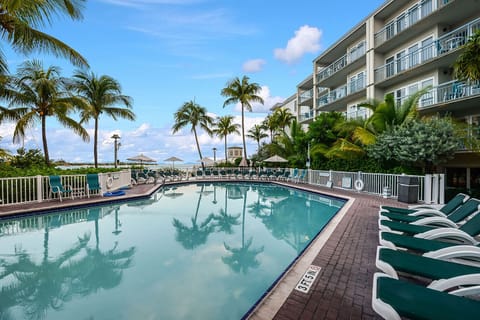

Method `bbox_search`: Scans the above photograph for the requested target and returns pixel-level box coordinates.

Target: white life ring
[354,179,364,191]
[106,177,114,189]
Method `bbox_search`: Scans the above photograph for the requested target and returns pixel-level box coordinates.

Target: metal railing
[299,110,314,122]
[316,41,366,83]
[374,0,453,47]
[0,170,131,206]
[375,17,480,83]
[317,74,367,108]
[299,89,313,103]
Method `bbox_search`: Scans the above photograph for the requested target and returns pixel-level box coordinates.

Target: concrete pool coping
[0,179,404,319]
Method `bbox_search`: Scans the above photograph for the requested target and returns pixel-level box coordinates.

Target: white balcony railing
[317,74,367,108]
[375,18,480,83]
[374,0,453,47]
[316,41,366,83]
[299,88,313,103]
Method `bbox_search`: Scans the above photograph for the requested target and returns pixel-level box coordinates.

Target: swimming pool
[0,182,345,319]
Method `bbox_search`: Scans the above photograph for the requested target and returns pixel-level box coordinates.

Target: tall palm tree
[68,70,135,168]
[172,100,213,165]
[0,0,88,73]
[247,124,268,151]
[213,115,240,162]
[221,76,264,160]
[273,107,295,132]
[8,60,89,165]
[454,29,480,81]
[262,113,279,143]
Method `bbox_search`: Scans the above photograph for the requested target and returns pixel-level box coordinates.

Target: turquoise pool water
[0,182,345,320]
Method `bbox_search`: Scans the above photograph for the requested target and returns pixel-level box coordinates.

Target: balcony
[316,41,366,83]
[299,110,314,122]
[419,80,480,109]
[317,74,367,108]
[374,17,480,83]
[299,88,313,103]
[374,0,452,47]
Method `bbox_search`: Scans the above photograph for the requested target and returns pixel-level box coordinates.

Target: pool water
[0,182,345,320]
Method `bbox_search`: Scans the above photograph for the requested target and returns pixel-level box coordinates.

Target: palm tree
[247,124,268,151]
[273,107,295,132]
[454,29,480,81]
[172,100,213,166]
[68,70,135,168]
[262,113,279,143]
[8,60,89,165]
[213,115,240,163]
[0,0,88,73]
[221,76,264,160]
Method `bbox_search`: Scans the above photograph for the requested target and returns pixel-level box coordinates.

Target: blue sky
[1,0,385,164]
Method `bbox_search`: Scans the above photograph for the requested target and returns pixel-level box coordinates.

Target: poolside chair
[49,175,73,202]
[379,198,480,224]
[372,272,480,320]
[381,193,469,215]
[379,230,480,253]
[375,246,480,281]
[86,173,102,198]
[295,169,307,183]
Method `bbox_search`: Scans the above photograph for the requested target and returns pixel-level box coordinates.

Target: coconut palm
[273,107,295,132]
[172,100,213,166]
[0,0,88,73]
[247,124,268,151]
[8,60,89,165]
[67,70,135,168]
[213,115,240,163]
[221,76,264,160]
[262,113,279,143]
[454,29,480,81]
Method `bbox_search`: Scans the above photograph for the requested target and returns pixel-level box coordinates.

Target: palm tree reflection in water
[0,208,136,320]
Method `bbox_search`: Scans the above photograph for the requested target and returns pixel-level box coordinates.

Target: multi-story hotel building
[281,0,480,193]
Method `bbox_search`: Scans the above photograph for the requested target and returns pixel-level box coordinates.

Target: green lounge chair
[86,173,102,198]
[376,246,480,281]
[380,198,480,224]
[379,204,480,235]
[372,272,480,320]
[49,175,73,202]
[379,231,480,253]
[380,192,469,215]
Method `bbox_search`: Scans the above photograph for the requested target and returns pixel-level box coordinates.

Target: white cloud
[242,59,266,73]
[232,86,284,113]
[274,25,322,64]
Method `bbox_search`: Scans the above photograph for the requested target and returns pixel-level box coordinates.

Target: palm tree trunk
[41,115,50,165]
[193,127,204,170]
[224,136,228,164]
[241,104,247,159]
[94,118,99,168]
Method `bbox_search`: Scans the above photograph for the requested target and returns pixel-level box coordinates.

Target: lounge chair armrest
[424,245,480,265]
[415,228,478,244]
[411,216,458,227]
[408,208,447,217]
[375,246,400,279]
[429,273,480,297]
[372,273,402,320]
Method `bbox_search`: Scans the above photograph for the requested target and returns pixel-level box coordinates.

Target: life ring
[354,179,364,191]
[106,177,114,189]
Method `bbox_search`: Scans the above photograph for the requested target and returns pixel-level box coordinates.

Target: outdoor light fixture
[111,134,121,168]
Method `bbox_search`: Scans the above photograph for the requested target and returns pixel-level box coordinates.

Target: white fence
[0,170,131,206]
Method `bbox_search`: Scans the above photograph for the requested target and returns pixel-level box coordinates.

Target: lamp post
[213,147,217,163]
[111,134,120,168]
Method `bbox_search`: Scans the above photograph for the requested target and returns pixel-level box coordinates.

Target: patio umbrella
[198,157,214,166]
[264,155,288,163]
[238,157,248,167]
[126,154,156,166]
[164,156,183,169]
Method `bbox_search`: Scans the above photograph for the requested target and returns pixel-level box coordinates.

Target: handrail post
[36,175,43,203]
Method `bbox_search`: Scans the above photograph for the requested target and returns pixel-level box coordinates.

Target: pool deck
[0,180,407,319]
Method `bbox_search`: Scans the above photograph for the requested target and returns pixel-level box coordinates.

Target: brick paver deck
[0,180,407,319]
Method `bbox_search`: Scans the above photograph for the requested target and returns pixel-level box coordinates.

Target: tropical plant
[8,60,89,165]
[0,0,88,73]
[172,100,214,165]
[262,113,279,143]
[247,124,268,151]
[221,76,264,160]
[454,29,480,81]
[272,107,295,132]
[213,115,240,163]
[68,70,135,168]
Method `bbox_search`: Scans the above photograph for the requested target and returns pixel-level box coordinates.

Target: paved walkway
[0,180,406,319]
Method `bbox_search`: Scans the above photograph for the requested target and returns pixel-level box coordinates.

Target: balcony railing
[317,74,367,108]
[374,0,452,47]
[375,17,480,83]
[299,110,314,122]
[316,41,366,83]
[419,80,480,108]
[299,88,313,103]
